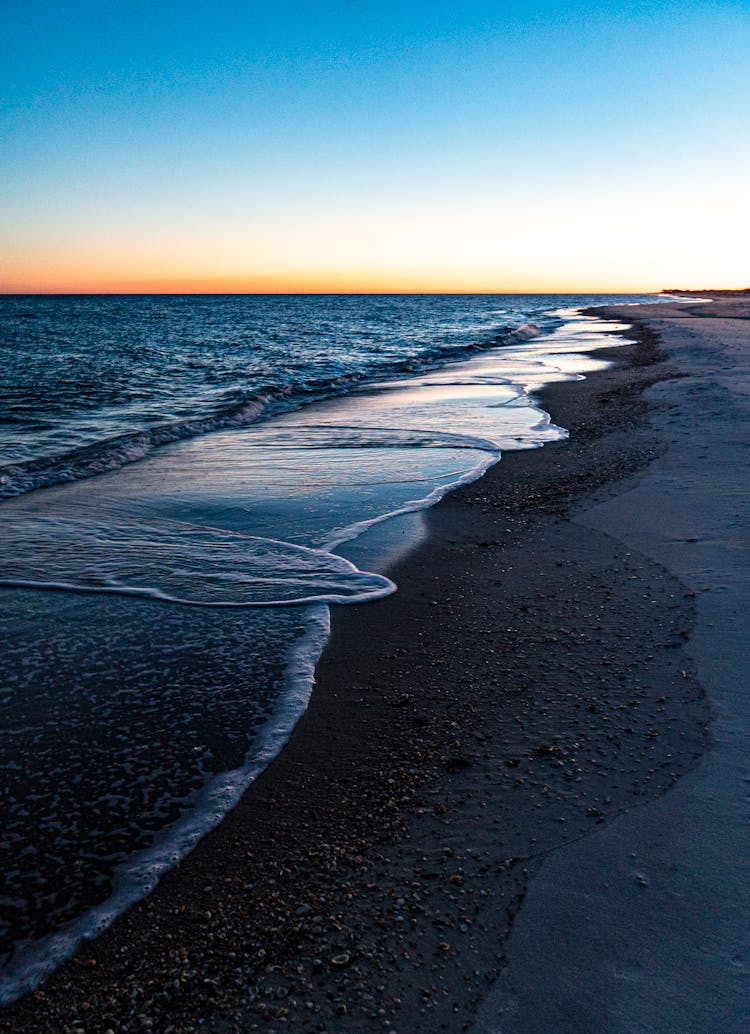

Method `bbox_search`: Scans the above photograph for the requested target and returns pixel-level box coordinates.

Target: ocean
[0,293,658,999]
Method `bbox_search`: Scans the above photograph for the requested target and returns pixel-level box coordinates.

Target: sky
[1,0,749,293]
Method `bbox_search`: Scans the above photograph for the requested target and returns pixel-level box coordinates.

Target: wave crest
[0,323,536,501]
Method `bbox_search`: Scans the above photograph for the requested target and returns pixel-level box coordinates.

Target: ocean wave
[505,321,541,341]
[0,323,539,501]
[0,396,271,499]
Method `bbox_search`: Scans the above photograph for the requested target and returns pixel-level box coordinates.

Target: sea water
[0,293,657,999]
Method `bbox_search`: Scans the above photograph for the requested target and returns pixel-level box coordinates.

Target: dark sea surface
[1,294,648,494]
[0,293,660,999]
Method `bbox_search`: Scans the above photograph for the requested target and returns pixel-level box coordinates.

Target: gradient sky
[2,0,749,293]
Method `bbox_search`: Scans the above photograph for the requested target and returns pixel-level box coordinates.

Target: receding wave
[246,424,504,454]
[0,516,395,606]
[0,323,540,501]
[0,397,271,500]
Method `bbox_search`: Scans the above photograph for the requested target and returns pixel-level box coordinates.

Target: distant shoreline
[661,286,750,295]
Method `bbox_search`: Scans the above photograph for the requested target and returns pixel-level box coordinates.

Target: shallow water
[0,295,651,999]
[1,295,634,496]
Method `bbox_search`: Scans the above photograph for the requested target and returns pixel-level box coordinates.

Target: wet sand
[474,299,750,1033]
[0,305,731,1033]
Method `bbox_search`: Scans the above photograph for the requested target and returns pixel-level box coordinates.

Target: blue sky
[2,0,749,291]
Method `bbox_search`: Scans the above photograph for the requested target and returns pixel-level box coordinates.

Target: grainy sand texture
[475,299,750,1034]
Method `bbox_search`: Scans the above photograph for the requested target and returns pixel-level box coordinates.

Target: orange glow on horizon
[0,278,665,295]
[0,264,672,296]
[3,173,747,297]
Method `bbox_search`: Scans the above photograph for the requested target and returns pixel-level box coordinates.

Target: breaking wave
[0,323,540,500]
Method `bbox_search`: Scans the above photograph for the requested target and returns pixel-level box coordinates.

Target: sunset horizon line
[1,289,666,296]
[0,281,674,297]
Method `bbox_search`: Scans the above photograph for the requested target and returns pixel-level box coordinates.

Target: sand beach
[1,298,748,1033]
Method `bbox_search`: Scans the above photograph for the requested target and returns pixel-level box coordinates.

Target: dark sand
[476,299,750,1033]
[0,315,716,1033]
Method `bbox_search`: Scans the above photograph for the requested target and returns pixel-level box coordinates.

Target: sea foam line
[0,604,330,1005]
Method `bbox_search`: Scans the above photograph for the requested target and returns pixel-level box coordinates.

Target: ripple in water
[0,516,394,606]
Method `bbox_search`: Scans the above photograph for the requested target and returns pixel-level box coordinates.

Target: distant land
[662,287,750,295]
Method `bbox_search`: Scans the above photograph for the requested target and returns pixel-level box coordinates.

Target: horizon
[1,288,665,297]
[3,1,748,294]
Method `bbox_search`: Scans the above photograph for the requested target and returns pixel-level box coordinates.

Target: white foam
[506,321,541,341]
[0,517,395,607]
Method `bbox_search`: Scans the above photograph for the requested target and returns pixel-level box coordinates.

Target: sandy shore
[3,300,745,1033]
[474,299,750,1033]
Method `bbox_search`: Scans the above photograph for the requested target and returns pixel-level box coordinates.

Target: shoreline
[477,298,750,1032]
[0,312,716,1031]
